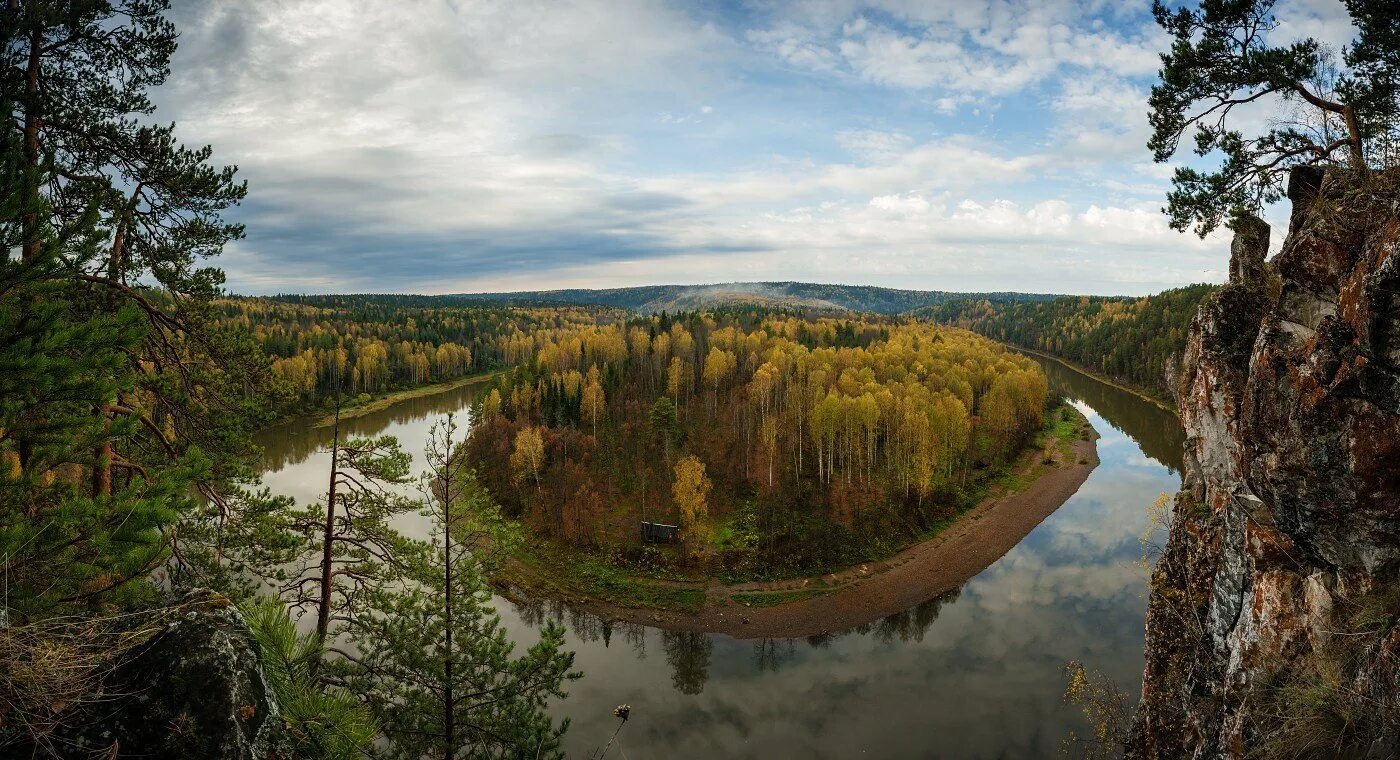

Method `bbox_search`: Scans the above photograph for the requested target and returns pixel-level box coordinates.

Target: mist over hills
[268,282,1065,315]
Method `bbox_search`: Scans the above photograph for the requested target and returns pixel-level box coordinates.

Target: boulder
[61,590,289,759]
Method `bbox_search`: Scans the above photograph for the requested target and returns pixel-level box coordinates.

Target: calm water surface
[257,355,1184,759]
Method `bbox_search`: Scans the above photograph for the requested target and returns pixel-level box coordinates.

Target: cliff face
[1129,166,1400,758]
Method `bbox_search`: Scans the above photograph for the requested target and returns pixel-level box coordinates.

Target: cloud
[747,23,843,73]
[835,129,915,160]
[748,1,1163,97]
[449,191,1224,297]
[152,0,1233,295]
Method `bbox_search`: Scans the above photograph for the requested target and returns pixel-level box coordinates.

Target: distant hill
[379,282,1065,314]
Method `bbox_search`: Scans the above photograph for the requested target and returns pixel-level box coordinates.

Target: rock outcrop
[58,590,289,759]
[1129,166,1400,757]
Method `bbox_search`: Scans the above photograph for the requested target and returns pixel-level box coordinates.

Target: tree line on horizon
[217,296,628,410]
[264,283,1062,315]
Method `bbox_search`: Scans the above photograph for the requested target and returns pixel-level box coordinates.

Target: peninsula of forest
[448,309,1097,631]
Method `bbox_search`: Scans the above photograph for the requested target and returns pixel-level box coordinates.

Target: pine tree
[0,99,200,618]
[1148,0,1399,235]
[241,598,377,760]
[647,396,678,464]
[1341,1,1400,155]
[281,398,418,641]
[345,417,577,759]
[1,1,280,592]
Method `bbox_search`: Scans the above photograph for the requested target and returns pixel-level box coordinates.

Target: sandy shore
[527,424,1100,640]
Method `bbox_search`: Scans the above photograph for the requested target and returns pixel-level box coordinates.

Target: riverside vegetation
[919,285,1216,403]
[464,313,1054,588]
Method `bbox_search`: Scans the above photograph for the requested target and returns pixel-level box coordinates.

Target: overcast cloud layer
[160,0,1356,296]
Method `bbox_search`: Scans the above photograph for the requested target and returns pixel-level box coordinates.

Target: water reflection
[506,586,963,695]
[1025,353,1184,474]
[259,380,491,472]
[752,637,795,672]
[257,380,489,507]
[662,631,713,695]
[256,359,1184,758]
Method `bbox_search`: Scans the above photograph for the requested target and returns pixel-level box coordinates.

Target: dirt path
[539,427,1100,640]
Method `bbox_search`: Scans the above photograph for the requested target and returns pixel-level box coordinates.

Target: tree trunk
[316,401,341,641]
[1342,104,1367,171]
[442,446,455,760]
[21,23,41,261]
[107,186,143,281]
[796,416,802,478]
[91,404,112,499]
[92,187,142,496]
[1295,85,1367,172]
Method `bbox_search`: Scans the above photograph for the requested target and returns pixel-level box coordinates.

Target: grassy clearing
[506,541,705,613]
[730,587,835,607]
[1047,404,1087,443]
[991,469,1034,493]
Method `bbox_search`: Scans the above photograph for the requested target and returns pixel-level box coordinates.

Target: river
[256,353,1184,758]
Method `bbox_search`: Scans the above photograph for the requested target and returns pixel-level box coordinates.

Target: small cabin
[640,521,680,544]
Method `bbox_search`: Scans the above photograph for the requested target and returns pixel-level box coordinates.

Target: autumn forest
[465,311,1049,573]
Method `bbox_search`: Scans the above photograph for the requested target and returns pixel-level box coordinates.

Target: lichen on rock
[57,589,290,759]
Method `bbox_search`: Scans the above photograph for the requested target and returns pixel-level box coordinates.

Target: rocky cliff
[1129,166,1400,758]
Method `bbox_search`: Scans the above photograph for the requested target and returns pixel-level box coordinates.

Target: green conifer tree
[1148,0,1399,236]
[344,416,578,759]
[1,0,284,592]
[0,100,200,617]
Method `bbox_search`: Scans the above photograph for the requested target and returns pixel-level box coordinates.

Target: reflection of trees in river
[257,382,488,471]
[1026,355,1185,473]
[663,631,713,695]
[509,596,652,659]
[508,586,966,691]
[623,621,648,659]
[753,638,796,672]
[805,632,836,649]
[865,587,962,644]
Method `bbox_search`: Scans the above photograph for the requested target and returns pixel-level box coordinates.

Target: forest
[226,284,1208,432]
[919,284,1217,401]
[463,312,1050,574]
[218,296,625,410]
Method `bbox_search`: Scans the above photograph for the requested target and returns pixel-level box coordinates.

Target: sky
[159,0,1358,297]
